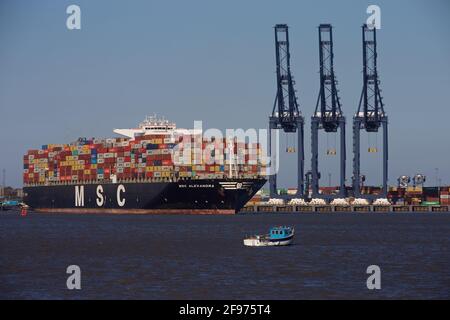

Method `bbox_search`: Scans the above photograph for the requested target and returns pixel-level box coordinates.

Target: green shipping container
[422,201,440,206]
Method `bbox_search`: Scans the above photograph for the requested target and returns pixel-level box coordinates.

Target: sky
[0,0,449,188]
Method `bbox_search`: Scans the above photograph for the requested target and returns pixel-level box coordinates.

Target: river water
[1,212,449,299]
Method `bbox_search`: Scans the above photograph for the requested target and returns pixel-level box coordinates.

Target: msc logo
[74,185,126,207]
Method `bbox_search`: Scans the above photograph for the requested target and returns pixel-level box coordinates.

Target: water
[1,212,449,299]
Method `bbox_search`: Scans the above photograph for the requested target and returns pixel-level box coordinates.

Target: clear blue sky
[1,0,449,188]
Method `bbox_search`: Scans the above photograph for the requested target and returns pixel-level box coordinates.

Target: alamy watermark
[366,265,381,290]
[169,120,280,175]
[66,265,81,290]
[366,5,381,30]
[66,5,81,30]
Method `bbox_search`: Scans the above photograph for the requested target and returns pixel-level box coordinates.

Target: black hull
[23,179,266,214]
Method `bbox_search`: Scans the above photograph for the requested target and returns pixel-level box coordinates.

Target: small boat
[1,200,20,212]
[243,226,294,247]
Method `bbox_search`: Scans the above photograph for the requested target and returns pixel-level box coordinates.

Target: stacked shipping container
[23,135,265,185]
[440,187,450,206]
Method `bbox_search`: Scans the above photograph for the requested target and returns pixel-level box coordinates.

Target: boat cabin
[269,226,294,240]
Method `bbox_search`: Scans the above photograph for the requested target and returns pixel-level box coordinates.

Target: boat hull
[243,235,294,247]
[23,178,266,215]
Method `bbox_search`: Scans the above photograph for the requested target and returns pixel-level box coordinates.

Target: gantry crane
[352,24,388,199]
[268,24,304,198]
[311,24,346,199]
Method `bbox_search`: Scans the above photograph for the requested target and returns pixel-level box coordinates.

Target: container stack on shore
[439,188,450,206]
[23,135,265,185]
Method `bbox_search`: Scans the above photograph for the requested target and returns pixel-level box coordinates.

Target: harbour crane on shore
[311,24,346,199]
[352,24,388,199]
[268,24,305,198]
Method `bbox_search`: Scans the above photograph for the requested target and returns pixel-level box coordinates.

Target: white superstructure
[114,115,199,139]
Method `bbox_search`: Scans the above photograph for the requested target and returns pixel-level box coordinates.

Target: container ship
[22,116,267,214]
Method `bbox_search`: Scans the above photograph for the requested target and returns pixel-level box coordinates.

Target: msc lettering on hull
[74,185,126,207]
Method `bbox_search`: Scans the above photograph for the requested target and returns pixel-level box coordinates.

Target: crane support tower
[269,24,305,198]
[311,24,346,199]
[352,24,388,199]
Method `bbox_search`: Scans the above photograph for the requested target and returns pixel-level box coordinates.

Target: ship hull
[23,178,266,214]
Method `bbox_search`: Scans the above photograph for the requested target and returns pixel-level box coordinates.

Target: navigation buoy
[20,208,28,216]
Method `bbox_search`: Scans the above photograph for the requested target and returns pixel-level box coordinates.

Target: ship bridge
[114,115,200,139]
